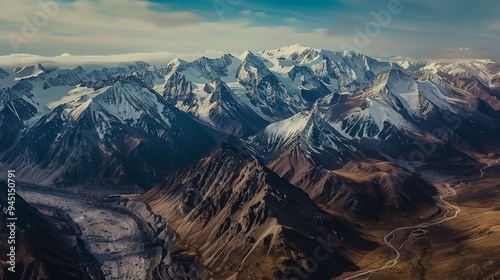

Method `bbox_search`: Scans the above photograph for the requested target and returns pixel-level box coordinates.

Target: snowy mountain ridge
[0,45,499,188]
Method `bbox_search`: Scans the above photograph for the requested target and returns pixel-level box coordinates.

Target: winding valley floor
[18,189,162,280]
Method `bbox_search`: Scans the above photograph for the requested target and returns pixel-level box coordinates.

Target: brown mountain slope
[268,145,438,219]
[139,144,377,279]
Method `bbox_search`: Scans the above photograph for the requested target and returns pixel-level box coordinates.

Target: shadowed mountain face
[269,157,438,218]
[0,76,218,190]
[0,87,37,151]
[0,182,104,280]
[139,144,377,279]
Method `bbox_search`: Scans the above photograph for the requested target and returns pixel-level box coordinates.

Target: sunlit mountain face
[1,0,499,280]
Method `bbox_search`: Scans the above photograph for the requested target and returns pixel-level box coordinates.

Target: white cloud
[240,9,266,17]
[0,0,202,54]
[419,48,500,61]
[0,0,498,61]
[0,0,357,57]
[241,9,253,15]
[0,52,212,68]
[488,21,500,30]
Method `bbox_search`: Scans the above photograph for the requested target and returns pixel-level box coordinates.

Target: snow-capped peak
[161,58,189,75]
[237,50,255,61]
[256,45,322,70]
[13,63,50,80]
[68,76,168,125]
[255,111,312,148]
[259,44,314,56]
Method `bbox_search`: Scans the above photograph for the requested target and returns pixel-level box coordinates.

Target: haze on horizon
[0,0,499,61]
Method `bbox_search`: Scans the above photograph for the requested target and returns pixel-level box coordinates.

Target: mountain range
[1,44,499,279]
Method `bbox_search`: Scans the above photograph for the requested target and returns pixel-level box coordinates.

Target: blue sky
[0,0,499,60]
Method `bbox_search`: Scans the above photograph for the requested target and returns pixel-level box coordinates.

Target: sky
[0,0,499,62]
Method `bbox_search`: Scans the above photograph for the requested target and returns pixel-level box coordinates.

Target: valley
[18,188,163,280]
[340,162,500,280]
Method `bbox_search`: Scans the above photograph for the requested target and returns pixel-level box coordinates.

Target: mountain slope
[139,144,376,279]
[246,110,438,218]
[1,76,218,189]
[0,87,37,151]
[160,73,269,136]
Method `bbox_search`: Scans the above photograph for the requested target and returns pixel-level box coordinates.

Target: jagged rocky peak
[160,58,189,75]
[363,68,413,96]
[237,50,271,81]
[386,67,409,80]
[70,75,168,123]
[206,77,233,102]
[249,111,313,151]
[111,61,151,74]
[206,77,222,100]
[161,54,237,82]
[190,54,235,79]
[280,45,321,63]
[288,64,315,80]
[203,78,270,137]
[258,44,318,60]
[258,44,368,66]
[13,63,52,79]
[129,61,150,71]
[72,65,86,74]
[248,107,361,172]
